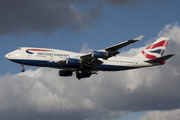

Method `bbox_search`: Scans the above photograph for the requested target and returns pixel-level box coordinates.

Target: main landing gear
[76,70,94,80]
[21,64,25,72]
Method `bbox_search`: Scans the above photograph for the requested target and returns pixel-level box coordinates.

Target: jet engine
[66,58,82,65]
[92,51,108,58]
[59,70,72,76]
[92,51,119,59]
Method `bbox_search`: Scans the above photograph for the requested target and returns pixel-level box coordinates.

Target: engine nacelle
[59,70,72,76]
[66,58,82,65]
[92,51,108,58]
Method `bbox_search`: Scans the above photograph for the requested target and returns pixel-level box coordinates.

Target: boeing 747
[5,35,174,79]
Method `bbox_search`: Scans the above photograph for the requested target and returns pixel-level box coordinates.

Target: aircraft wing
[56,35,143,69]
[80,35,144,60]
[104,35,144,52]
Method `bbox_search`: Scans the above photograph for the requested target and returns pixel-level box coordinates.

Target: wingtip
[133,35,144,41]
[170,54,175,57]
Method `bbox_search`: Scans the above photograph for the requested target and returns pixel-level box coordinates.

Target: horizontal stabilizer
[145,54,175,63]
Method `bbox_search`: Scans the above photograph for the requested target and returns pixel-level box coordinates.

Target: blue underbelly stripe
[10,59,136,71]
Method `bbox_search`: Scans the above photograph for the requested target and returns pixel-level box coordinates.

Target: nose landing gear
[21,64,25,72]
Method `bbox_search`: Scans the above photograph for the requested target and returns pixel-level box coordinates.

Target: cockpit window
[17,48,21,50]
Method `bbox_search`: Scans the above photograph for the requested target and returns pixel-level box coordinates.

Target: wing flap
[83,59,103,69]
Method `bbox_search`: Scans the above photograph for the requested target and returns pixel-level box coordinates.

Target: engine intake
[59,70,72,76]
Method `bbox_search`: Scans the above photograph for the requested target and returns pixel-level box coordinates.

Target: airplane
[5,35,174,79]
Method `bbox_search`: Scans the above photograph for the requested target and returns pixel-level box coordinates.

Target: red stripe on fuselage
[26,49,51,52]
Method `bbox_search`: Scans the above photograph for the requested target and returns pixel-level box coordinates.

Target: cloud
[0,68,126,120]
[138,22,180,120]
[1,22,180,119]
[80,44,94,53]
[120,46,146,57]
[0,0,163,36]
[158,22,180,45]
[0,0,102,35]
[139,109,180,120]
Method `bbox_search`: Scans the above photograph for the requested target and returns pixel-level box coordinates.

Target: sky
[1,0,180,120]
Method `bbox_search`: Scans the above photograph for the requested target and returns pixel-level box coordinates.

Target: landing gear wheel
[21,64,25,72]
[21,69,25,72]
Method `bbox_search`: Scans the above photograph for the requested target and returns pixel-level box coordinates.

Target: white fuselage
[5,47,160,71]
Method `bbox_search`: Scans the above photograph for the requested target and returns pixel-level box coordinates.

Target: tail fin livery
[136,37,170,59]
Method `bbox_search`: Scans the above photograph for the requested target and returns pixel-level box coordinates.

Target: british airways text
[38,52,70,57]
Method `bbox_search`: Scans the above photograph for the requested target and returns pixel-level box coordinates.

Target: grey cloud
[0,69,126,120]
[1,23,180,119]
[139,109,180,120]
[0,0,155,36]
[0,0,102,35]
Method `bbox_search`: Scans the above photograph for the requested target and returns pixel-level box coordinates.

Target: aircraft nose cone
[5,53,10,59]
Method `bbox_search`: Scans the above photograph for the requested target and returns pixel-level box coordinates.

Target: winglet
[133,35,144,41]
